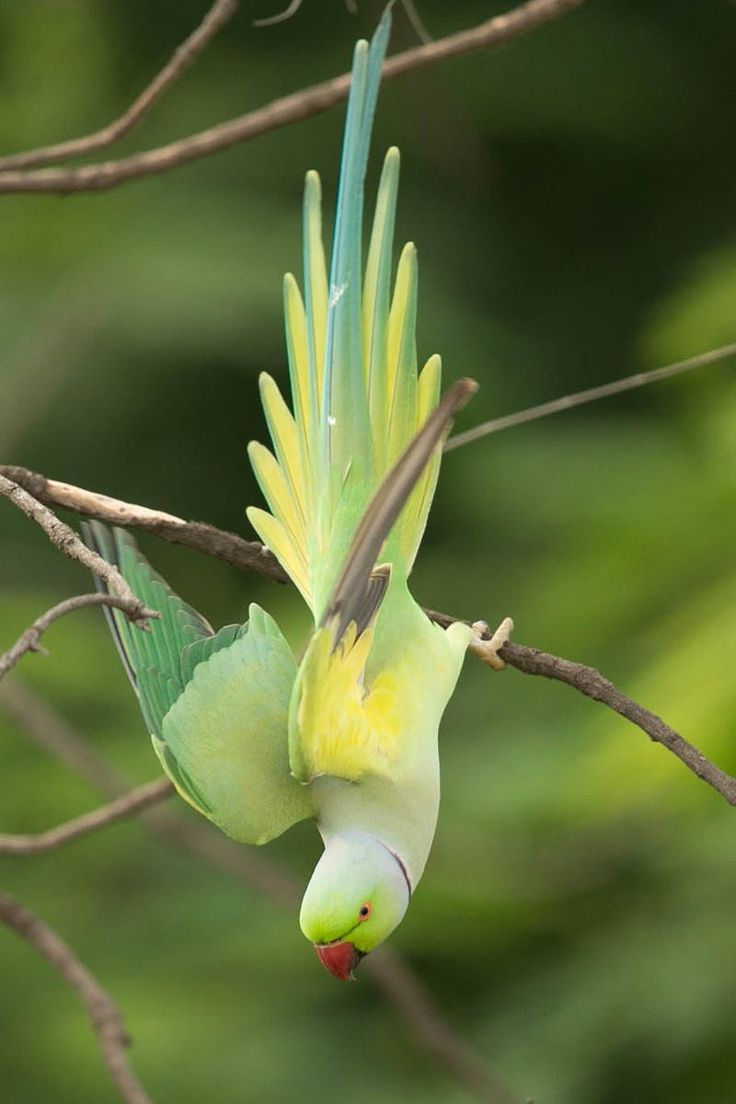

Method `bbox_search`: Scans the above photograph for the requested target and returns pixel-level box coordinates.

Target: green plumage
[84,522,312,842]
[85,9,479,974]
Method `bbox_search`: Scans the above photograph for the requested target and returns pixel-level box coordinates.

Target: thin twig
[0,777,173,854]
[253,0,303,27]
[0,893,152,1104]
[0,593,158,682]
[399,0,433,45]
[0,678,513,1101]
[0,474,159,622]
[0,0,586,195]
[0,0,238,172]
[445,342,736,452]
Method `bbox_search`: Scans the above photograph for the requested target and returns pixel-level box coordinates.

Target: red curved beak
[314,941,363,981]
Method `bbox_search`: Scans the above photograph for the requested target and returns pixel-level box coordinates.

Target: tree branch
[0,474,159,621]
[0,893,152,1104]
[0,0,239,172]
[0,777,173,854]
[0,465,289,582]
[0,678,517,1104]
[2,465,735,808]
[0,0,586,195]
[497,640,736,807]
[0,593,160,682]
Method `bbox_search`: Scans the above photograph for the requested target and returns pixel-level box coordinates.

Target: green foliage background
[1,2,735,1101]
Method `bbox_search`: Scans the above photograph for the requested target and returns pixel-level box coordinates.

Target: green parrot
[84,10,490,980]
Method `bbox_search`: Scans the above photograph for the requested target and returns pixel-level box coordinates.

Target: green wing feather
[83,522,313,843]
[161,605,312,843]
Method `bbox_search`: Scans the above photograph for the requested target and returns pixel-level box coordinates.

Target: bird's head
[300,832,410,980]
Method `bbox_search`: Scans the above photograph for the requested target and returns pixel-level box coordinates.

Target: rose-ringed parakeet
[85,10,495,980]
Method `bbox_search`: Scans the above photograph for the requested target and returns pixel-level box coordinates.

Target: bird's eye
[358,903,372,920]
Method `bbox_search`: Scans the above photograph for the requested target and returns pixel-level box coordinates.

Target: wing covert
[83,523,313,842]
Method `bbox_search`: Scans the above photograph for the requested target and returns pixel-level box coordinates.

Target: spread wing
[84,523,313,843]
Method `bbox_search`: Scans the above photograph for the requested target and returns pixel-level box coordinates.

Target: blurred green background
[1,1,735,1101]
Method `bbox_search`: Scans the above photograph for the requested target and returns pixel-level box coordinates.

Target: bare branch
[0,0,238,172]
[0,0,586,195]
[0,777,172,854]
[497,639,736,807]
[0,474,159,621]
[0,893,152,1104]
[0,679,514,1101]
[3,460,735,806]
[427,609,736,805]
[445,342,736,452]
[0,593,160,682]
[0,465,288,583]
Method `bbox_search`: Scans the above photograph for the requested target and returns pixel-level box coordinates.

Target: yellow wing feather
[258,373,308,514]
[398,353,442,564]
[295,624,401,781]
[245,507,311,603]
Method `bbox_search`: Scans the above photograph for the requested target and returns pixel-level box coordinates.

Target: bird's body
[86,9,477,978]
[307,582,470,886]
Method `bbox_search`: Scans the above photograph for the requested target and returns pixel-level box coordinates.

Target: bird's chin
[314,940,365,981]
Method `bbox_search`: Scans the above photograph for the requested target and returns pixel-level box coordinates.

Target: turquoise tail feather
[248,7,447,621]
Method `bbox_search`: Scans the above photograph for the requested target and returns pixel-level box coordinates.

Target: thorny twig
[0,0,586,195]
[0,893,152,1104]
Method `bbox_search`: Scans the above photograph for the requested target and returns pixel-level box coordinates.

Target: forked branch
[0,465,288,581]
[0,474,157,626]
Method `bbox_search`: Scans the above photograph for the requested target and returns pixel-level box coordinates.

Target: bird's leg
[469,617,514,671]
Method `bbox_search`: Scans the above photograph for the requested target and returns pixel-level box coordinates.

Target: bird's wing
[84,522,313,843]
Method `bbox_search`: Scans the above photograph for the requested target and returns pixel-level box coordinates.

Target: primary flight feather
[86,9,479,981]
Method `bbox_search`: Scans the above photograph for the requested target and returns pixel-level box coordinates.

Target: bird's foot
[469,617,514,671]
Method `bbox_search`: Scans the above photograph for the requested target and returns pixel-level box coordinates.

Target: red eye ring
[358,902,372,921]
